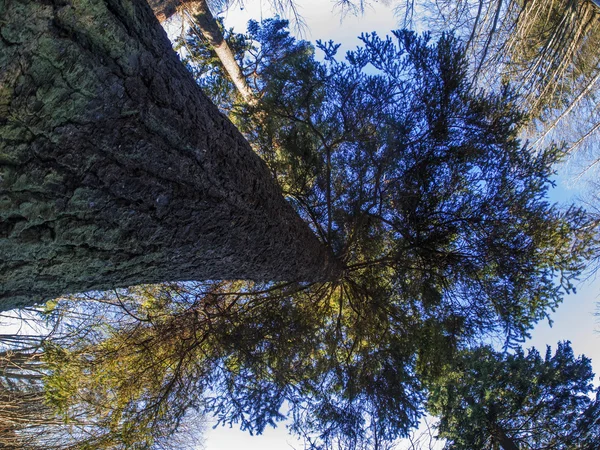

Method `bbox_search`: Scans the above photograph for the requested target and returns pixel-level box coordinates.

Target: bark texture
[0,0,339,311]
[493,427,520,450]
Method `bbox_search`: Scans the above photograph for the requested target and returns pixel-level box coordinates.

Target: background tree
[427,341,600,450]
[180,0,257,104]
[0,333,57,450]
[0,297,205,449]
[404,0,600,183]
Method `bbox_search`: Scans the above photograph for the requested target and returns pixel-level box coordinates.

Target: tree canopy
[400,0,600,183]
[182,17,593,344]
[427,341,600,450]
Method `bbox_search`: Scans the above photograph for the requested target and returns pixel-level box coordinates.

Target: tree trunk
[492,425,520,450]
[148,0,257,104]
[147,0,192,22]
[184,0,257,105]
[0,0,339,312]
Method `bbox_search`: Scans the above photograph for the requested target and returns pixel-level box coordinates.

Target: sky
[1,2,597,449]
[188,1,600,448]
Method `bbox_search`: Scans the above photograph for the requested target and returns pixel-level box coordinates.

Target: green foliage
[0,292,204,450]
[427,341,600,449]
[41,286,207,449]
[416,0,600,178]
[168,20,596,447]
[186,18,593,344]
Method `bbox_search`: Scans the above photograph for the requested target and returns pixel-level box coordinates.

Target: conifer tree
[427,342,600,450]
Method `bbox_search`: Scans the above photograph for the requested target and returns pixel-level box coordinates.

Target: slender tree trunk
[148,0,258,105]
[184,0,258,105]
[148,0,192,22]
[0,0,339,312]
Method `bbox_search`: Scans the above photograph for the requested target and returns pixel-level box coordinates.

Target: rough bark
[0,0,339,311]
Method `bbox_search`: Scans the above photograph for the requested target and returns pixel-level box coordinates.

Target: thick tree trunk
[0,0,339,311]
[147,0,191,22]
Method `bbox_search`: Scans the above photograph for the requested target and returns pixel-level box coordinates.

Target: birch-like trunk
[184,0,258,105]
